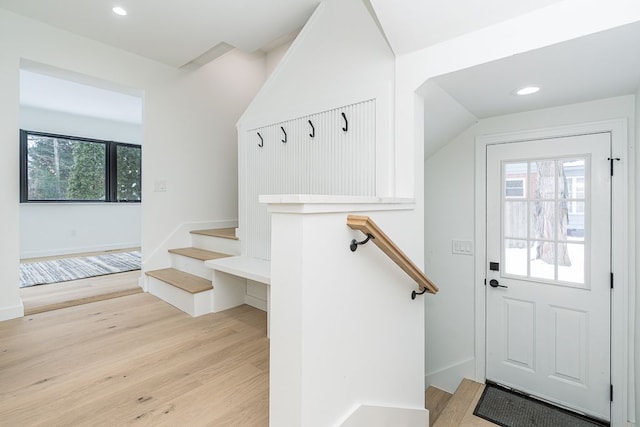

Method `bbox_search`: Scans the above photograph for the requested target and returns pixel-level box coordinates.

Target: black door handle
[489,279,508,288]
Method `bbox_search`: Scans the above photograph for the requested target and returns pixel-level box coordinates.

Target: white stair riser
[191,234,241,255]
[147,276,212,317]
[170,254,212,280]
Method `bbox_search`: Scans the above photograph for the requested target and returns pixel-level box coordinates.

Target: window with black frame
[20,130,141,203]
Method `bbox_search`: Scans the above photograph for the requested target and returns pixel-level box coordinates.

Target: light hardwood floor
[425,386,452,426]
[20,271,143,315]
[20,248,142,315]
[0,293,269,426]
[427,380,497,426]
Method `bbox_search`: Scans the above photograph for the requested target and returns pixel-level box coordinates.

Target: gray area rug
[20,251,141,288]
[473,383,609,427]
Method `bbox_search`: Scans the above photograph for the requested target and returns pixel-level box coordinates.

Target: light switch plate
[452,239,473,255]
[154,180,167,192]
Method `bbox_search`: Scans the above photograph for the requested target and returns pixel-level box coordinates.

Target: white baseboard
[0,301,25,322]
[244,294,267,311]
[21,242,140,259]
[340,405,429,427]
[138,275,147,292]
[425,357,476,394]
[244,279,267,311]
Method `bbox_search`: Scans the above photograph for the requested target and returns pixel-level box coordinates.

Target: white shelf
[259,194,415,214]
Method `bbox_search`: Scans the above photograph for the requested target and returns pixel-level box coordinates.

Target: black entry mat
[473,382,609,427]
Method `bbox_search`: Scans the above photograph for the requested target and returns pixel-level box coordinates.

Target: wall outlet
[452,239,473,255]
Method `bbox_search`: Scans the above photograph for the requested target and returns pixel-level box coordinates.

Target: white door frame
[474,119,630,425]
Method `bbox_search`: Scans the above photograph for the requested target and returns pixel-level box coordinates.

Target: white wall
[239,0,395,167]
[142,49,266,272]
[267,198,426,427]
[397,0,640,197]
[20,204,140,258]
[393,8,640,401]
[238,0,415,424]
[423,81,477,159]
[390,0,640,415]
[629,88,640,425]
[423,118,476,391]
[243,99,378,260]
[423,95,636,395]
[20,105,142,143]
[265,41,293,77]
[0,9,266,320]
[0,17,22,320]
[237,0,396,256]
[19,106,142,258]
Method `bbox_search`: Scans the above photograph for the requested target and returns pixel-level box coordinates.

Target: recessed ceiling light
[516,86,540,96]
[112,6,127,16]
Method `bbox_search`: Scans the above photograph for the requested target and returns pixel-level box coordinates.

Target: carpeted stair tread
[145,268,212,294]
[168,247,231,261]
[190,228,238,240]
[433,379,484,426]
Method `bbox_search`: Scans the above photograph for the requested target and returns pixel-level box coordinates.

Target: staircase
[145,228,240,317]
[426,379,493,426]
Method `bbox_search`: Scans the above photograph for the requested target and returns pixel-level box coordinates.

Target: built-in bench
[205,255,270,284]
[204,256,271,336]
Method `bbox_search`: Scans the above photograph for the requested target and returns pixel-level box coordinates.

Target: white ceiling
[0,0,320,67]
[423,20,640,158]
[6,1,640,149]
[0,0,574,68]
[432,21,640,119]
[369,0,566,55]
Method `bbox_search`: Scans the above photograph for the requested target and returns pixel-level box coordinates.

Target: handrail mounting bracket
[350,233,374,252]
[346,214,439,298]
[411,288,428,300]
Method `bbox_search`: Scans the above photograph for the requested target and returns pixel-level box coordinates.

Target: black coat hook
[309,120,315,138]
[281,126,287,143]
[341,112,348,132]
[257,132,263,148]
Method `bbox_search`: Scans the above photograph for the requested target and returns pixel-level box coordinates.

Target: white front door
[486,133,611,421]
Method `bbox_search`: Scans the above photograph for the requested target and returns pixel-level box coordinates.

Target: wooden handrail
[347,214,439,295]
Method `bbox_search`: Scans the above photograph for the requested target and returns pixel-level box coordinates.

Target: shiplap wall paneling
[243,99,376,259]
